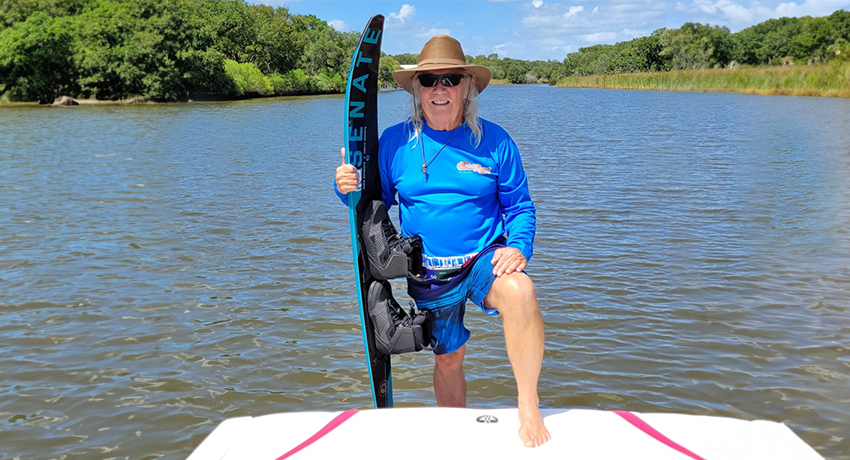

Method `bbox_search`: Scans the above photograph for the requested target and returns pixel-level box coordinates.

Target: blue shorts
[407,246,501,355]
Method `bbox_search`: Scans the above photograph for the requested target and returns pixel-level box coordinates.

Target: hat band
[417,59,467,67]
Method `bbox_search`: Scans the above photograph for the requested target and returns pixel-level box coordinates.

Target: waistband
[407,238,506,301]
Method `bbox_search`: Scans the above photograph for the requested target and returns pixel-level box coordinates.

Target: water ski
[343,15,391,408]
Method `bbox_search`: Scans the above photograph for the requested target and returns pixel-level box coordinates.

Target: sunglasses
[417,73,465,88]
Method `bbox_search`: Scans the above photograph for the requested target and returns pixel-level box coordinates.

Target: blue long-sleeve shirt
[337,118,536,279]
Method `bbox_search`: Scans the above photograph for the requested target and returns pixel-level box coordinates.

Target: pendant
[422,164,427,174]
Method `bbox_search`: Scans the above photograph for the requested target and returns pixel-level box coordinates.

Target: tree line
[561,10,850,76]
[1,1,848,103]
[0,0,358,102]
[0,0,566,102]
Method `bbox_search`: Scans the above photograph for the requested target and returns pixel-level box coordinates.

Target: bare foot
[518,405,551,447]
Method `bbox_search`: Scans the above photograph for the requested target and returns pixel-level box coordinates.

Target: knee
[488,273,538,315]
[495,272,537,304]
[435,346,465,371]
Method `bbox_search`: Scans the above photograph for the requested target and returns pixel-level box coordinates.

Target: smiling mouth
[432,100,449,105]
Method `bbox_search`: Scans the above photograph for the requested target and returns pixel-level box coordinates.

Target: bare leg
[485,272,551,447]
[433,345,466,407]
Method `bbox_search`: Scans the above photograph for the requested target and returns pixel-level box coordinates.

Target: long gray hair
[409,71,483,148]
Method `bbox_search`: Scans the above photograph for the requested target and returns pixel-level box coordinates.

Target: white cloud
[515,0,841,58]
[521,15,557,28]
[382,3,454,54]
[389,4,416,23]
[327,19,347,31]
[772,0,850,19]
[493,41,525,57]
[579,31,618,42]
[683,0,848,31]
[522,1,665,34]
[423,27,452,38]
[539,37,566,47]
[623,28,648,37]
[692,0,770,25]
[564,5,585,18]
[776,1,802,15]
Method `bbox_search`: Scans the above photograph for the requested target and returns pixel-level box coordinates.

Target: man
[335,35,550,447]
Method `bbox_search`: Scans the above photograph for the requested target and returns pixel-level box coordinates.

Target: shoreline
[0,80,516,107]
[0,92,348,107]
[554,62,850,99]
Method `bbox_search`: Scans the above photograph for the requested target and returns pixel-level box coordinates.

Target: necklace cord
[420,130,456,174]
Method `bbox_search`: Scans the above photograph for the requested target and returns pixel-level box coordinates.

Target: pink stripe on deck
[614,410,707,460]
[275,410,359,460]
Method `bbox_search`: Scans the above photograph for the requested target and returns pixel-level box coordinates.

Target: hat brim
[393,63,492,94]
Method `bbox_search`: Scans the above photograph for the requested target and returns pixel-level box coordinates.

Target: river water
[1,86,848,459]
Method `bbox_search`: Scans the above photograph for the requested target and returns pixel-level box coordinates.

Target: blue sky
[253,0,850,61]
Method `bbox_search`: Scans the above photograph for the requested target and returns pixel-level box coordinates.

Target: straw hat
[392,35,492,94]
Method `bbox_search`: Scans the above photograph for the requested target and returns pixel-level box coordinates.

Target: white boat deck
[187,407,823,460]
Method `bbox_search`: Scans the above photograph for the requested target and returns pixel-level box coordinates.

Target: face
[416,69,469,131]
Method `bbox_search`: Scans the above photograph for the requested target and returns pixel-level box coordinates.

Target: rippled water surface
[1,86,848,459]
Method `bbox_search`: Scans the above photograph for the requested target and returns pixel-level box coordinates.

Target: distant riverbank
[0,92,336,106]
[4,64,847,106]
[0,80,515,106]
[554,62,850,98]
[0,95,154,106]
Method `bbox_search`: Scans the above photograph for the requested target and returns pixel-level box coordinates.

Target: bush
[313,68,344,92]
[224,59,272,95]
[276,69,316,93]
[184,48,238,96]
[831,38,850,62]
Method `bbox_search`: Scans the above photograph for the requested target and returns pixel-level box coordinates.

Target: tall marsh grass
[555,61,850,98]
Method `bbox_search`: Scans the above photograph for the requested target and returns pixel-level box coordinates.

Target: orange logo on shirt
[457,161,492,175]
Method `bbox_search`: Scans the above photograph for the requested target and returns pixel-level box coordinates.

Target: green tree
[793,17,829,61]
[70,0,216,100]
[659,22,733,70]
[828,10,850,39]
[626,33,667,71]
[499,58,530,84]
[392,53,418,65]
[827,10,850,61]
[195,0,301,75]
[0,0,90,30]
[528,60,562,82]
[195,0,256,65]
[294,15,356,90]
[379,54,400,88]
[0,11,76,102]
[563,44,615,76]
[739,17,800,64]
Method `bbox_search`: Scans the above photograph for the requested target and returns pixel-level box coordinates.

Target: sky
[253,0,850,61]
